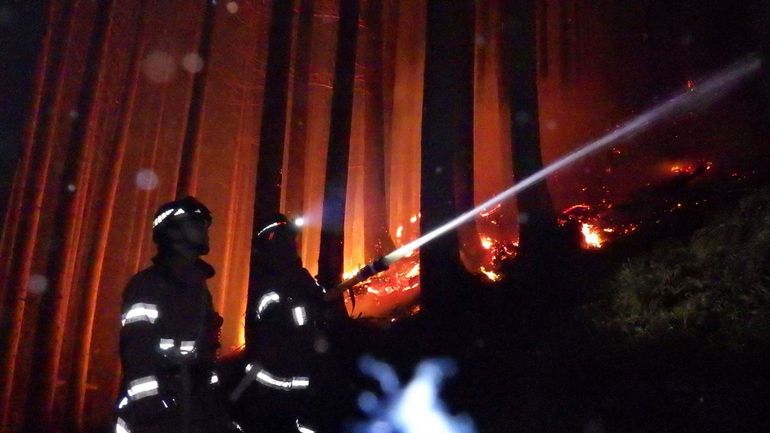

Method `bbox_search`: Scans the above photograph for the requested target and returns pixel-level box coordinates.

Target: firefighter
[114,196,241,433]
[229,214,347,433]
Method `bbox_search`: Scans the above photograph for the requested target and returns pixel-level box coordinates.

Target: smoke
[353,356,477,433]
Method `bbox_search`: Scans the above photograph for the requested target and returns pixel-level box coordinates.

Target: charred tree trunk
[252,0,293,229]
[362,0,395,260]
[176,0,217,197]
[500,0,557,259]
[420,0,475,319]
[284,0,315,220]
[317,0,360,289]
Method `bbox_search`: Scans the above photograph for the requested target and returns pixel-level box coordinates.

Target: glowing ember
[670,164,695,175]
[670,160,712,176]
[581,223,604,249]
[479,204,502,218]
[404,263,420,279]
[480,237,493,250]
[479,266,501,282]
[470,204,519,280]
[558,203,638,249]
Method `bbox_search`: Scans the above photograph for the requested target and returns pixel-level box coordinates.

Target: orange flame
[480,266,501,282]
[481,237,494,250]
[581,222,604,249]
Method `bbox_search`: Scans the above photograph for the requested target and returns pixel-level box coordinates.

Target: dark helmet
[152,196,212,245]
[254,213,296,243]
[253,213,301,268]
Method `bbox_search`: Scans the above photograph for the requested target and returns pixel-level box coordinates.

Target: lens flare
[354,356,477,433]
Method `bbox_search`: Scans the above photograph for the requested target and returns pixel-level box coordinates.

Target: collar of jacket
[152,252,215,282]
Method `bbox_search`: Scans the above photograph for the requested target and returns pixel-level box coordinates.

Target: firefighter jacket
[244,265,329,380]
[115,254,227,432]
[227,265,332,433]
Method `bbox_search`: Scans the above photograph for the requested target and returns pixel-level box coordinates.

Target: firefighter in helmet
[229,213,348,433]
[114,196,241,433]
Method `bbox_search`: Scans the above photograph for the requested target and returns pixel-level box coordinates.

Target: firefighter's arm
[118,275,175,423]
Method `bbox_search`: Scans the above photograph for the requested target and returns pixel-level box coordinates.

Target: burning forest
[1,0,770,432]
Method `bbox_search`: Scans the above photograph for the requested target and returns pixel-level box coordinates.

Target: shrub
[594,188,770,342]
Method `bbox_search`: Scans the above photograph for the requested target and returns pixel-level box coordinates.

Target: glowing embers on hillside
[472,204,518,282]
[475,234,518,282]
[669,160,712,176]
[558,204,639,250]
[581,223,604,249]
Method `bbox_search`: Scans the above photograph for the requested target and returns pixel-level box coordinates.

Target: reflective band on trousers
[296,419,315,433]
[292,306,307,326]
[121,303,159,326]
[116,417,131,433]
[158,338,196,356]
[180,340,196,354]
[127,375,159,400]
[256,292,280,320]
[246,363,309,391]
[158,338,174,351]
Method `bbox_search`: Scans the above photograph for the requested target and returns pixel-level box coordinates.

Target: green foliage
[594,188,770,342]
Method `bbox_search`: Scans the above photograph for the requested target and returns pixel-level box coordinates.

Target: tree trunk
[317,0,359,289]
[381,0,398,187]
[284,0,315,220]
[420,0,475,318]
[252,0,294,229]
[500,0,557,258]
[176,0,218,197]
[362,0,395,260]
[67,1,150,428]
